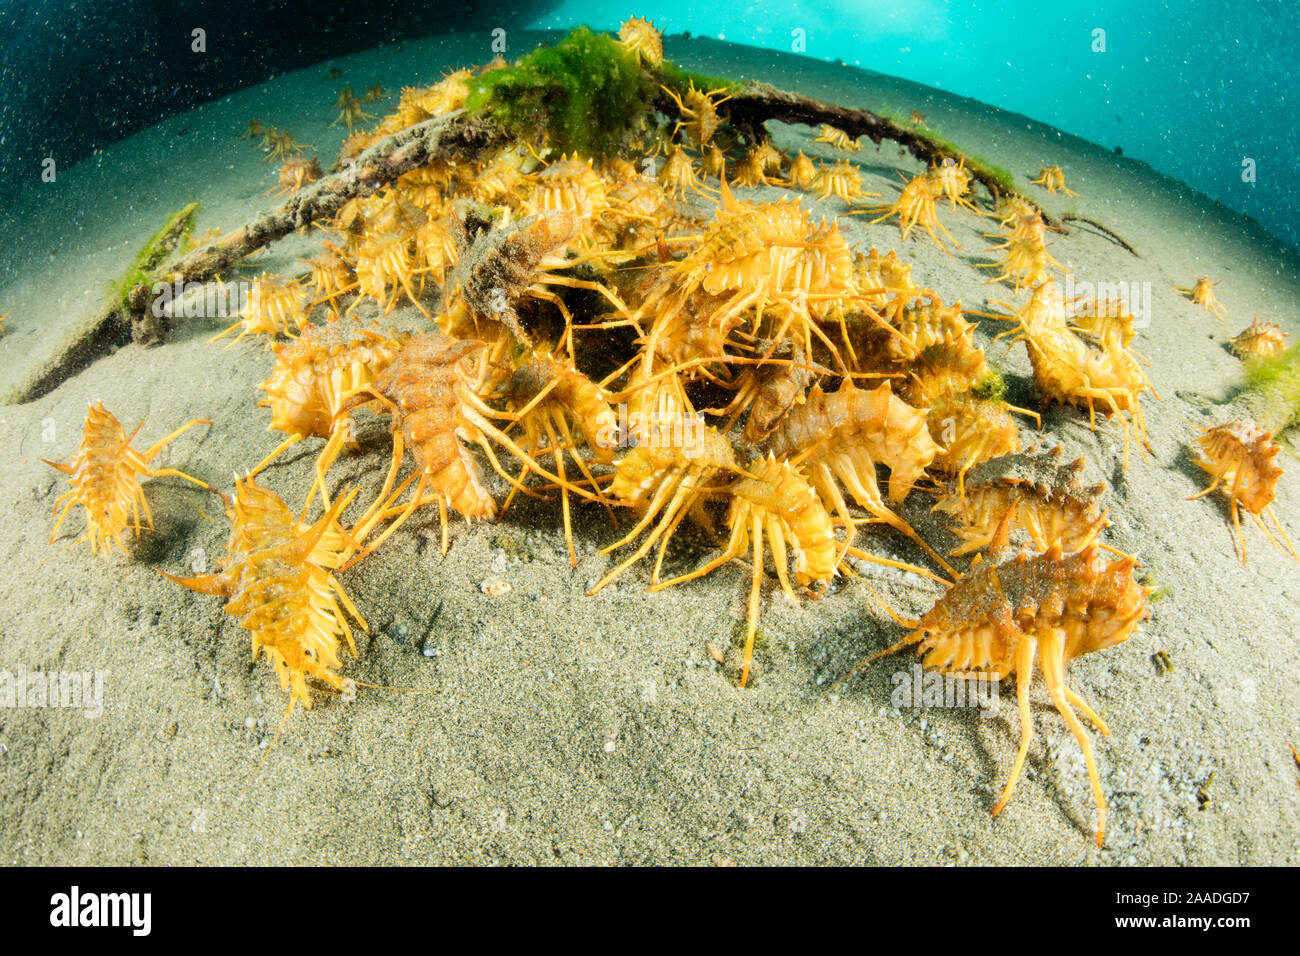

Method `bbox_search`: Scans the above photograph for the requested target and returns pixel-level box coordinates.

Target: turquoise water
[534,1,1300,251]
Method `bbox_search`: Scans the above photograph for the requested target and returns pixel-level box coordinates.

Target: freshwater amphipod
[657,146,706,200]
[763,378,953,573]
[732,148,770,187]
[923,391,1027,499]
[890,292,975,362]
[812,160,880,205]
[1187,418,1296,563]
[262,128,312,164]
[979,212,1065,292]
[211,273,310,347]
[442,210,628,352]
[163,473,365,713]
[266,155,322,197]
[631,183,877,372]
[1029,164,1079,197]
[662,80,732,148]
[387,69,472,130]
[617,16,664,64]
[996,279,1155,467]
[926,157,979,213]
[330,88,373,132]
[752,141,786,179]
[813,125,861,152]
[652,455,837,686]
[43,402,211,556]
[259,319,410,507]
[260,322,409,442]
[1067,294,1139,352]
[730,339,818,446]
[335,333,598,558]
[334,334,498,556]
[863,535,1150,847]
[860,173,959,254]
[1228,317,1287,361]
[301,243,356,309]
[522,155,612,224]
[497,349,619,566]
[785,150,818,189]
[468,152,531,207]
[354,228,429,318]
[1173,275,1228,322]
[589,418,738,595]
[852,247,920,324]
[933,447,1112,556]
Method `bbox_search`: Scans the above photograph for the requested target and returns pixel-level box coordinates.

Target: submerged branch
[713,81,1139,256]
[142,110,508,314]
[1060,214,1140,257]
[7,112,508,404]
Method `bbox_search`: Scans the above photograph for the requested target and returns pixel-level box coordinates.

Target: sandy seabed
[0,32,1297,865]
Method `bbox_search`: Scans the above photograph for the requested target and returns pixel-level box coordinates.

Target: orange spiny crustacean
[493,347,621,567]
[724,339,821,446]
[858,172,960,255]
[260,320,411,443]
[1228,317,1287,361]
[629,179,896,374]
[333,332,603,560]
[1028,164,1079,197]
[617,16,664,65]
[933,446,1113,556]
[162,468,369,714]
[43,402,212,556]
[813,124,861,153]
[850,512,1152,847]
[652,455,838,687]
[266,154,322,197]
[1187,418,1296,564]
[211,272,311,347]
[992,278,1156,468]
[657,145,708,201]
[661,80,732,148]
[898,339,1039,502]
[441,210,629,356]
[588,403,738,597]
[979,212,1066,293]
[258,317,411,508]
[926,157,979,214]
[811,160,880,205]
[762,377,955,575]
[1173,275,1228,322]
[648,454,935,687]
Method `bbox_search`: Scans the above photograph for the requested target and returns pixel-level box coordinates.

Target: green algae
[464,27,656,157]
[110,201,200,312]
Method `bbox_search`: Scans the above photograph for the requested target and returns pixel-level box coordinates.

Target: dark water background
[0,0,555,190]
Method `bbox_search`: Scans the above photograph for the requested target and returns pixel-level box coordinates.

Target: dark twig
[7,112,508,404]
[1060,214,1140,257]
[145,110,507,306]
[702,81,1140,256]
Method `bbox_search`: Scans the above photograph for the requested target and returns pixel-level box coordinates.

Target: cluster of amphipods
[39,18,1295,848]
